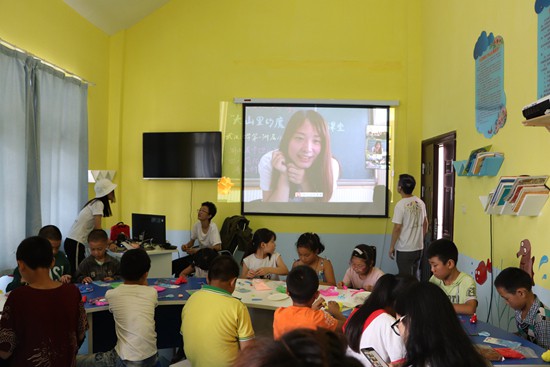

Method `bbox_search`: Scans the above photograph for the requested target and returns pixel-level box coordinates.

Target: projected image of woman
[258,110,339,202]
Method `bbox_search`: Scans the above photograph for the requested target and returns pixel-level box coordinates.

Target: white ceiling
[64,0,170,35]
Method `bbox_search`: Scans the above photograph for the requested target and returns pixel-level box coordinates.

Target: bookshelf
[453,155,504,177]
[522,114,550,132]
[482,175,549,216]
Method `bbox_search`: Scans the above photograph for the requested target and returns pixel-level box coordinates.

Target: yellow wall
[110,0,424,234]
[0,0,111,173]
[422,1,549,287]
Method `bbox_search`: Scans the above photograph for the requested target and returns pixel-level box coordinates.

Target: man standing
[389,174,428,277]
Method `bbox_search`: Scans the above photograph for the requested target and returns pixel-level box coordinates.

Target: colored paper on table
[483,336,522,349]
[186,289,198,295]
[92,281,111,287]
[153,285,166,292]
[110,282,122,288]
[319,288,339,297]
[252,280,271,291]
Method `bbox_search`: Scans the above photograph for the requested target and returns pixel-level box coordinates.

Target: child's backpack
[220,215,252,254]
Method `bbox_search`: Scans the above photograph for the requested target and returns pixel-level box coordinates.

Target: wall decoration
[473,31,507,138]
[536,0,550,98]
[517,239,535,284]
[475,258,492,285]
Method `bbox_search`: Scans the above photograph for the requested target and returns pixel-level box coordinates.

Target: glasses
[391,315,406,336]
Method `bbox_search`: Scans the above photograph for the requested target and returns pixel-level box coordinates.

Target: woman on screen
[258,110,339,202]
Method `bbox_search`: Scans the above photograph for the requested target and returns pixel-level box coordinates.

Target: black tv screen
[143,132,222,179]
[241,103,390,217]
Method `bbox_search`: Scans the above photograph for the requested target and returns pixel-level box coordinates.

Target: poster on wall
[473,31,507,138]
[536,0,550,98]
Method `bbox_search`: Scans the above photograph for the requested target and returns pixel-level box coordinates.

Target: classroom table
[82,279,548,365]
[83,277,204,353]
[459,314,547,365]
[82,278,366,353]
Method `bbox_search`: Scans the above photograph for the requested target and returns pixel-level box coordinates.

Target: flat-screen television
[241,103,390,217]
[143,132,222,179]
[132,213,166,244]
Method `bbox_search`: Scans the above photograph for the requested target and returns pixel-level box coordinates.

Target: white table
[108,247,177,278]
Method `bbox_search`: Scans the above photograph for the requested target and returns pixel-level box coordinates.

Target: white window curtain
[0,44,88,271]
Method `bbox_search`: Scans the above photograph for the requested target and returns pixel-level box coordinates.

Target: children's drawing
[517,239,535,284]
[475,259,492,285]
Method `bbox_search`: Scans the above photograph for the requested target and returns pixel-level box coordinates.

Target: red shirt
[0,283,88,367]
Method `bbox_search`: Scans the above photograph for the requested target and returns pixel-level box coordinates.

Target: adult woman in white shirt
[64,178,116,276]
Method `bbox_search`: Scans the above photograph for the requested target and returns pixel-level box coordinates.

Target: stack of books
[453,145,504,177]
[485,175,549,215]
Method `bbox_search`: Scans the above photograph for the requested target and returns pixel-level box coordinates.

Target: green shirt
[6,251,71,292]
[429,271,477,305]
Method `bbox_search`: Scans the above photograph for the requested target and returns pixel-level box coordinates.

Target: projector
[522,95,550,120]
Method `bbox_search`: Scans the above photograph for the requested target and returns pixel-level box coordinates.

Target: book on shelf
[512,187,550,213]
[504,175,549,204]
[463,145,492,175]
[488,176,516,209]
[471,152,503,175]
[485,175,549,215]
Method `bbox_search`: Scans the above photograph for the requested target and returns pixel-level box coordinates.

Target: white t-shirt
[242,252,282,280]
[106,284,158,361]
[190,221,221,249]
[346,310,406,366]
[67,200,104,244]
[258,150,340,201]
[392,196,427,252]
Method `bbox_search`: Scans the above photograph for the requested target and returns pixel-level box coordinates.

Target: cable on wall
[486,213,495,323]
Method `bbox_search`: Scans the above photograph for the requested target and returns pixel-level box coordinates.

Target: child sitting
[0,236,87,366]
[273,265,346,339]
[241,228,288,280]
[7,224,72,292]
[494,267,550,349]
[75,229,121,284]
[292,232,336,286]
[77,248,159,367]
[181,255,255,367]
[338,244,384,291]
[427,238,477,315]
[193,247,219,278]
[343,274,417,366]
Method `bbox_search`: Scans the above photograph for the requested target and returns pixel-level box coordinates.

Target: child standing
[427,238,477,315]
[494,267,550,349]
[181,255,255,367]
[273,265,345,339]
[75,229,120,284]
[77,248,159,367]
[292,232,336,286]
[7,224,72,292]
[0,236,87,366]
[241,228,288,280]
[338,244,384,291]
